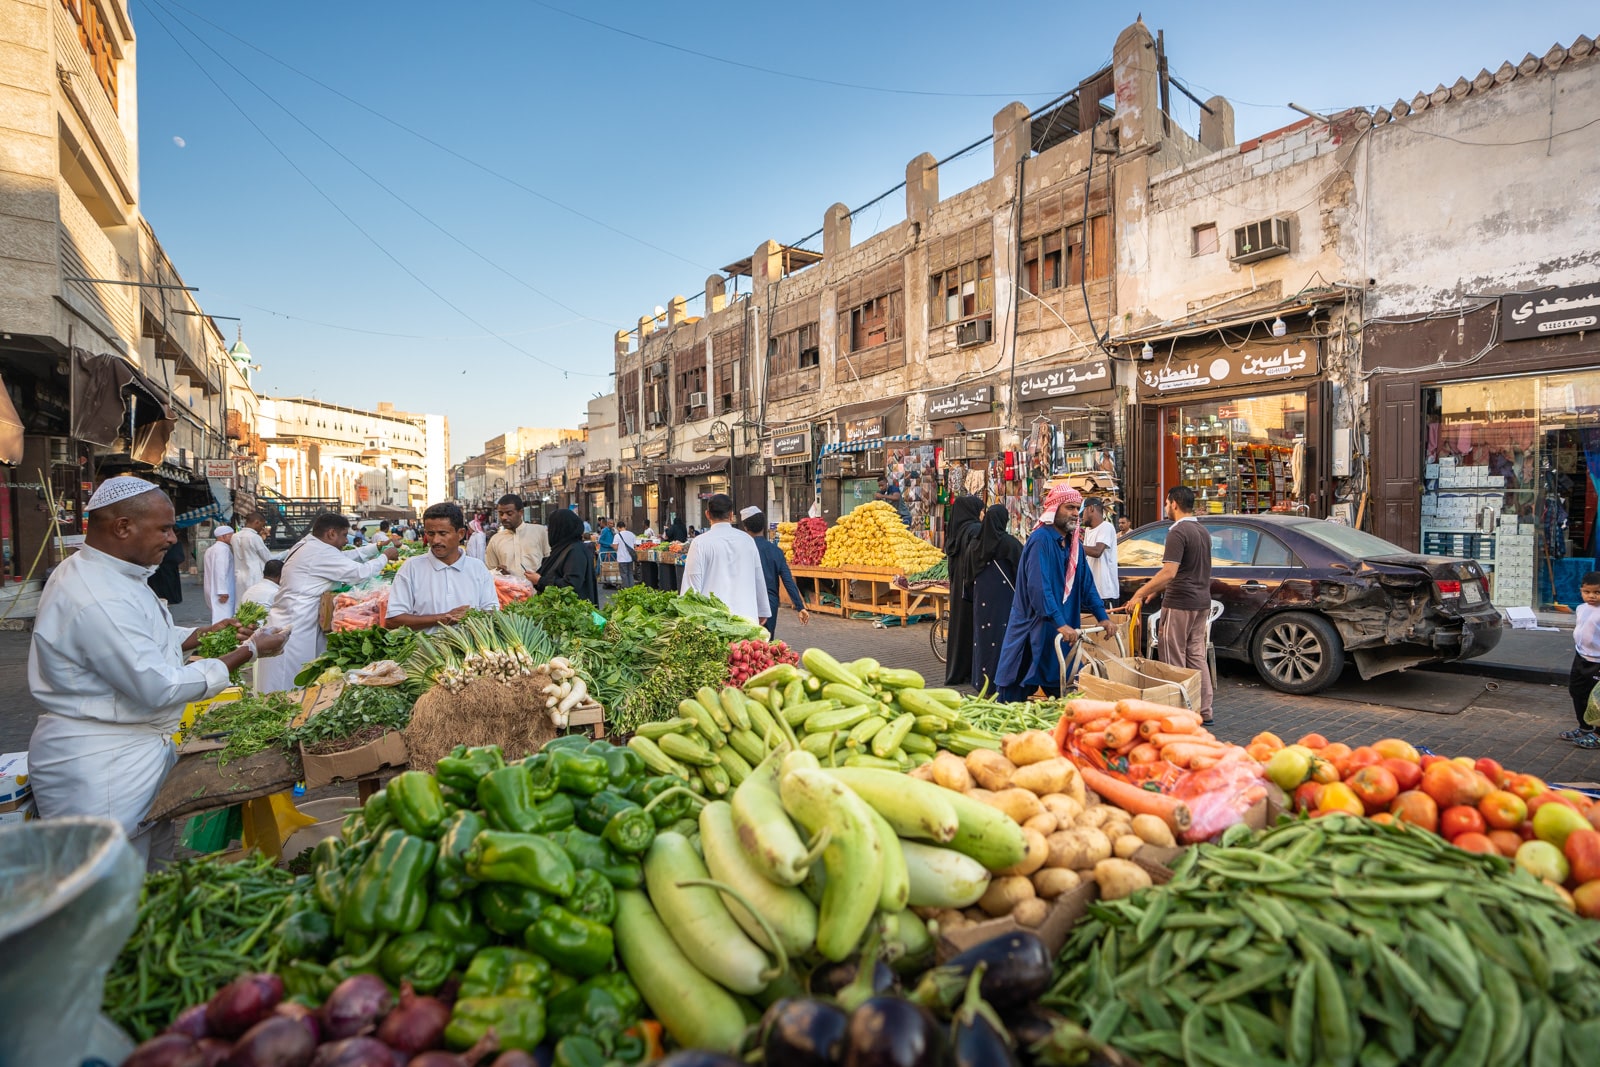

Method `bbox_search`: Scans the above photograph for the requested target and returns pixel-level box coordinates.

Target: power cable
[227,302,591,342]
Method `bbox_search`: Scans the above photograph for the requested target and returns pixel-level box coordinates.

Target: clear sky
[131,1,1593,464]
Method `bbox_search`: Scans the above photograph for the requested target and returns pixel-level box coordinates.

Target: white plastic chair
[1145,599,1225,683]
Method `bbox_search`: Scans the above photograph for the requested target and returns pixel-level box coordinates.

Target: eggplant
[807,959,896,999]
[123,1033,204,1067]
[843,996,947,1067]
[908,933,1051,1014]
[1003,1006,1065,1054]
[652,1054,746,1067]
[760,997,849,1067]
[949,963,1019,1067]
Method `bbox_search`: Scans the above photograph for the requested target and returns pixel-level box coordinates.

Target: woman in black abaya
[941,494,985,686]
[965,505,1023,692]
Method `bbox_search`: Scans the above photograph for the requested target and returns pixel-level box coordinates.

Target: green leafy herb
[187,691,302,764]
[293,625,418,686]
[196,627,242,684]
[286,684,413,750]
[235,600,268,628]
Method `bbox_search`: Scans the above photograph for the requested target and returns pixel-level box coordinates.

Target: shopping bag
[1076,655,1202,711]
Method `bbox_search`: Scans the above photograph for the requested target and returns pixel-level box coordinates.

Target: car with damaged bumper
[1116,515,1501,695]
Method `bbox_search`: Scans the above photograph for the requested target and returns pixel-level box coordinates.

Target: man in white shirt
[231,512,272,598]
[28,477,287,863]
[203,525,236,623]
[680,494,768,626]
[243,559,284,609]
[614,518,639,588]
[387,502,499,630]
[260,513,398,692]
[486,493,551,582]
[1082,496,1120,608]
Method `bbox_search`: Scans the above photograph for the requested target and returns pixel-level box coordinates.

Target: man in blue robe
[995,484,1109,701]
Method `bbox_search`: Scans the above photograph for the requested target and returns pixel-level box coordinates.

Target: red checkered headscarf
[1037,484,1084,599]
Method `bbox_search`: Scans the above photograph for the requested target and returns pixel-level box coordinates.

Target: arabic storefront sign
[664,456,730,477]
[1136,345,1320,398]
[586,459,612,475]
[1017,359,1112,401]
[927,383,993,420]
[844,416,885,442]
[1501,283,1600,341]
[771,427,811,467]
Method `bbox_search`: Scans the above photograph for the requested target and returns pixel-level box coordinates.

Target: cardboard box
[300,731,409,790]
[0,752,29,807]
[0,797,37,825]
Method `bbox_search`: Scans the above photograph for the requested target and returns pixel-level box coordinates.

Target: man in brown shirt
[1124,487,1214,722]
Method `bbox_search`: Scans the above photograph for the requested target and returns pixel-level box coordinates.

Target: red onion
[198,1039,233,1067]
[124,1033,204,1067]
[206,974,285,1039]
[404,1031,497,1067]
[489,1054,538,1067]
[274,1000,323,1044]
[223,1015,316,1067]
[309,1037,402,1067]
[374,983,450,1055]
[166,1003,211,1039]
[319,974,394,1040]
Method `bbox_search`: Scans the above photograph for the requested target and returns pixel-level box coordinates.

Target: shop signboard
[844,415,885,442]
[927,383,993,419]
[586,459,612,475]
[1501,283,1600,341]
[771,427,811,467]
[1017,359,1111,400]
[1136,344,1319,398]
[203,459,237,481]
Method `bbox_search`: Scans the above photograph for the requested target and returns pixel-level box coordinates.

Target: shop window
[1163,395,1307,516]
[1192,223,1219,256]
[849,293,902,352]
[930,256,993,326]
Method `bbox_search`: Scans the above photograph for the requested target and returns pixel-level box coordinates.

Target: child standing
[1566,572,1600,748]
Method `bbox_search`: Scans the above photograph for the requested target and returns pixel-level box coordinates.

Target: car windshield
[1284,519,1410,560]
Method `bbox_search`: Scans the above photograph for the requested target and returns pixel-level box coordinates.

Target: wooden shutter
[1374,378,1421,547]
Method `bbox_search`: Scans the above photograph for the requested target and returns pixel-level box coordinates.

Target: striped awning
[175,502,223,529]
[819,434,914,456]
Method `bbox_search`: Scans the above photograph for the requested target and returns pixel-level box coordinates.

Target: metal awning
[819,434,914,455]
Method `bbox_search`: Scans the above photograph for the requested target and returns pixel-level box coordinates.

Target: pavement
[1423,625,1578,687]
[4,576,1596,791]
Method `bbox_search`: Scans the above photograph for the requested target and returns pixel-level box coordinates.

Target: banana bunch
[776,521,798,562]
[817,501,945,572]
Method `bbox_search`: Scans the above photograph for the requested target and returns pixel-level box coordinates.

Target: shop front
[664,456,730,526]
[1013,357,1119,489]
[1132,340,1326,524]
[766,425,814,523]
[1368,285,1600,612]
[621,461,659,534]
[818,402,910,521]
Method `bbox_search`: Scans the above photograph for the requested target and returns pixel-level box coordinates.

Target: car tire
[1250,612,1343,695]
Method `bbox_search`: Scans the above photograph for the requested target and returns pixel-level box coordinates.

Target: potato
[999,828,1049,877]
[1077,805,1116,830]
[931,751,973,793]
[1032,867,1082,899]
[1040,793,1084,825]
[935,908,969,930]
[1132,813,1177,848]
[1010,757,1076,796]
[1022,812,1058,836]
[1003,730,1060,766]
[1113,833,1145,859]
[1094,858,1154,901]
[908,761,935,782]
[1046,827,1112,870]
[1103,815,1134,841]
[978,875,1035,917]
[1013,898,1051,928]
[967,749,1017,791]
[912,906,942,921]
[985,788,1045,825]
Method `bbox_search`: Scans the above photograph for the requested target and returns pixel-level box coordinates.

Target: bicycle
[930,614,948,663]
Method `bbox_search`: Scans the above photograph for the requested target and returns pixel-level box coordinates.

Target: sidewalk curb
[1420,660,1568,688]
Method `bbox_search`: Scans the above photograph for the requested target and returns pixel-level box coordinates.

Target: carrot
[1161,742,1229,767]
[1061,699,1120,721]
[1105,720,1141,749]
[1128,743,1162,764]
[1078,731,1109,750]
[1137,716,1204,739]
[1113,699,1200,722]
[1077,762,1192,833]
[1147,732,1226,749]
[1189,755,1219,770]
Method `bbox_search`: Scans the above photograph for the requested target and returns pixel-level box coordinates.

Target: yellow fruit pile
[777,521,797,562]
[819,502,945,572]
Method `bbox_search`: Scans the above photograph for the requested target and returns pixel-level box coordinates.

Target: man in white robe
[259,512,397,692]
[679,493,768,626]
[28,477,289,863]
[203,525,236,623]
[231,512,272,599]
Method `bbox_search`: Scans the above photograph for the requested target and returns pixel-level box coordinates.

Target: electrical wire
[228,302,591,342]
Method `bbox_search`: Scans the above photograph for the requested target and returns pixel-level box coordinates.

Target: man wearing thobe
[259,512,398,692]
[680,493,768,627]
[387,502,499,631]
[243,559,284,609]
[995,484,1109,702]
[231,512,271,599]
[486,493,550,582]
[203,525,236,623]
[741,507,809,638]
[28,477,289,863]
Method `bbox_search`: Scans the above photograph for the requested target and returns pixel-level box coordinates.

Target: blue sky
[131,1,1593,463]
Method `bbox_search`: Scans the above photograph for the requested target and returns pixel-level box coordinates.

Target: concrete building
[256,397,449,513]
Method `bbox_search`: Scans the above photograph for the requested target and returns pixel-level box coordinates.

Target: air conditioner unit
[1230,217,1292,264]
[955,318,994,347]
[821,456,850,478]
[647,361,668,380]
[647,410,667,427]
[688,391,706,409]
[862,450,886,473]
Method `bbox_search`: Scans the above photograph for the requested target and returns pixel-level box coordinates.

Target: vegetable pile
[724,638,800,688]
[184,691,303,765]
[295,626,418,687]
[235,600,268,628]
[789,517,828,566]
[285,683,414,754]
[818,502,943,572]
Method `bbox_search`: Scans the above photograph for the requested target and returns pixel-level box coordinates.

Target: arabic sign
[927,383,993,420]
[1016,359,1112,401]
[1501,284,1600,341]
[203,460,237,480]
[586,459,612,474]
[771,428,811,467]
[844,416,884,442]
[1136,345,1319,398]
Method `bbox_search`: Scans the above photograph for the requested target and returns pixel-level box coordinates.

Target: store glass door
[1161,392,1307,515]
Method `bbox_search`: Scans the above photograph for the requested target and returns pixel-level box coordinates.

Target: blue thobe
[995,526,1108,696]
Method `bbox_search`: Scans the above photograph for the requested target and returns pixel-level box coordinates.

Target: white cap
[213,525,235,536]
[84,476,162,512]
[739,506,762,521]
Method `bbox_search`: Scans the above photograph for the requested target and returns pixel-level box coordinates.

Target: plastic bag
[1586,683,1600,728]
[0,817,142,1066]
[494,573,533,608]
[331,575,390,631]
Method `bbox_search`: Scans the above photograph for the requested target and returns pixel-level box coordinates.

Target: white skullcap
[84,476,162,512]
[213,525,235,536]
[739,506,762,521]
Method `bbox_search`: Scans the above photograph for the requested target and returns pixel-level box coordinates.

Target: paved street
[4,578,1596,790]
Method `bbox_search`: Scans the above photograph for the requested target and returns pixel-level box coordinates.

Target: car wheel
[1250,612,1343,695]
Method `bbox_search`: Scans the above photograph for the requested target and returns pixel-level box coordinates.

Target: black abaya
[966,506,1022,691]
[148,541,185,603]
[941,495,985,686]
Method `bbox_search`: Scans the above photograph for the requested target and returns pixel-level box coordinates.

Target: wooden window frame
[1020,214,1110,293]
[930,255,994,327]
[773,321,821,372]
[1191,222,1219,257]
[849,292,903,353]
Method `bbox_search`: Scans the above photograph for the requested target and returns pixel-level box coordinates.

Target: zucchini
[801,648,865,689]
[615,889,747,1051]
[820,682,878,708]
[678,699,727,748]
[871,713,916,758]
[659,732,719,767]
[727,728,768,767]
[876,667,925,690]
[719,687,752,732]
[717,744,754,786]
[782,699,837,727]
[805,703,875,733]
[635,717,691,740]
[744,663,800,690]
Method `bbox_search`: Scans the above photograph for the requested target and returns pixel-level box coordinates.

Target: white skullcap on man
[83,476,162,512]
[739,506,762,521]
[212,525,234,537]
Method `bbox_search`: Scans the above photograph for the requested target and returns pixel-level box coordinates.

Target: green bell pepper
[478,765,576,833]
[565,869,617,926]
[574,789,640,836]
[459,946,552,998]
[339,829,436,935]
[601,806,655,856]
[387,770,448,838]
[465,830,577,896]
[548,748,609,796]
[546,973,643,1043]
[362,787,391,831]
[423,898,490,965]
[339,811,364,844]
[446,997,546,1053]
[587,741,645,788]
[378,930,455,993]
[548,829,644,890]
[541,734,594,754]
[552,1035,609,1067]
[311,837,347,913]
[525,906,614,977]
[281,959,335,1003]
[548,970,580,998]
[274,908,334,961]
[433,808,485,900]
[475,881,550,937]
[520,751,560,801]
[436,743,505,793]
[326,930,389,984]
[626,775,696,828]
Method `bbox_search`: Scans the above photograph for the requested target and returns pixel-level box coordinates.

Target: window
[1020,218,1107,296]
[849,293,902,352]
[773,322,820,372]
[1192,223,1219,256]
[930,256,993,326]
[677,367,705,418]
[1118,525,1170,568]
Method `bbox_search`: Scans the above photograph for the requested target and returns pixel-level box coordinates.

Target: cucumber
[805,703,875,733]
[615,889,748,1052]
[699,801,818,958]
[636,717,691,740]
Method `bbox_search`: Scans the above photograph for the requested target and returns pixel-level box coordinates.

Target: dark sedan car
[1116,516,1502,695]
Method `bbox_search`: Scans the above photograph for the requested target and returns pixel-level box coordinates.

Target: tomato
[1292,781,1324,813]
[1515,840,1570,884]
[1296,733,1328,750]
[1381,757,1423,793]
[1420,753,1448,771]
[1533,803,1591,850]
[1487,830,1524,858]
[1250,731,1284,751]
[1556,789,1593,811]
[1528,792,1580,817]
[1506,773,1548,801]
[1348,765,1400,814]
[1265,748,1314,791]
[1343,746,1383,777]
[1370,812,1396,825]
[1452,832,1497,855]
[1440,805,1488,841]
[1563,829,1600,885]
[1320,742,1352,773]
[1310,758,1342,785]
[1317,782,1365,817]
[1372,738,1421,764]
[1479,790,1528,831]
[1391,790,1439,833]
[1246,742,1277,763]
[1422,761,1488,810]
[1473,757,1506,788]
[1589,806,1600,833]
[1574,881,1600,921]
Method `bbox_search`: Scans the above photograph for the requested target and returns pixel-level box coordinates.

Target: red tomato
[1372,738,1421,764]
[1420,753,1448,771]
[1440,805,1488,841]
[1574,881,1600,921]
[1423,761,1489,810]
[1343,746,1382,777]
[1292,781,1324,813]
[1391,790,1439,833]
[1296,733,1329,750]
[1528,792,1581,817]
[1479,790,1529,831]
[1563,828,1600,885]
[1380,757,1423,793]
[1348,765,1400,814]
[1506,773,1548,801]
[1487,829,1524,858]
[1473,757,1506,788]
[1452,832,1497,855]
